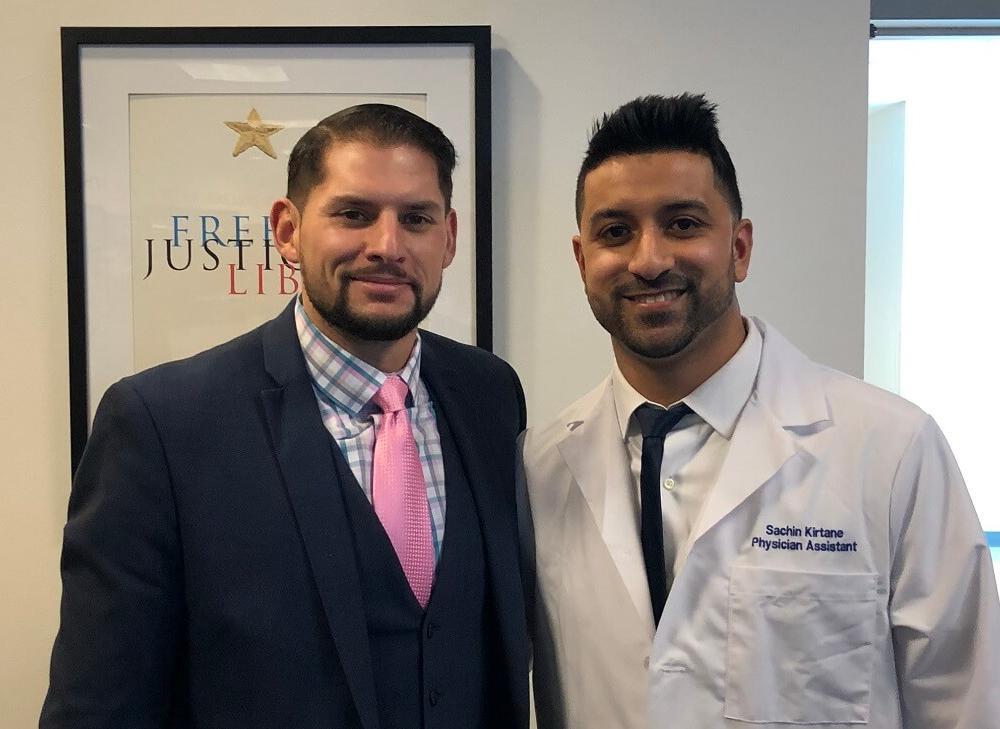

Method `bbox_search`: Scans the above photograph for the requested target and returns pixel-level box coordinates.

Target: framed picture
[62,26,492,470]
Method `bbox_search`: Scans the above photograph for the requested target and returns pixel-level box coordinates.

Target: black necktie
[634,403,691,626]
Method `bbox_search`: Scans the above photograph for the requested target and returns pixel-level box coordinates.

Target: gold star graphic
[224,108,284,159]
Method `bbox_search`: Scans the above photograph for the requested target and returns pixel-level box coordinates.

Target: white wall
[0,0,869,724]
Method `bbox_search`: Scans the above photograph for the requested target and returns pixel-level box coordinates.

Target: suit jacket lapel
[555,380,654,633]
[259,305,379,729]
[419,338,530,710]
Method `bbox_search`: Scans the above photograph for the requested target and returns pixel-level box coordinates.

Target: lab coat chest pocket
[724,566,878,725]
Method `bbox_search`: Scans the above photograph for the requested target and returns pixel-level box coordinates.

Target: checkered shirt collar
[294,297,423,416]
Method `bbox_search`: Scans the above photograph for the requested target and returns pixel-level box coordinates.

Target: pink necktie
[371,375,435,608]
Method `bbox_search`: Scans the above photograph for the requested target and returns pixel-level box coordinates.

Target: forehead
[581,150,723,214]
[313,140,443,202]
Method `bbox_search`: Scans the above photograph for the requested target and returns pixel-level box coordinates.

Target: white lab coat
[520,318,1000,729]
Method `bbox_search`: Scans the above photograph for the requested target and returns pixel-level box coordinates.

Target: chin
[622,328,697,360]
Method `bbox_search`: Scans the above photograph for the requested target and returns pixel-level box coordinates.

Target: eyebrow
[587,199,711,228]
[403,201,445,213]
[322,195,444,214]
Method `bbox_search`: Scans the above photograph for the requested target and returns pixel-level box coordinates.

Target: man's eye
[600,224,631,242]
[670,218,700,233]
[337,209,370,222]
[402,212,433,227]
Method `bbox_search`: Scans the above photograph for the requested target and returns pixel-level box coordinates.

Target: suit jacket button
[429,689,441,706]
[426,621,437,639]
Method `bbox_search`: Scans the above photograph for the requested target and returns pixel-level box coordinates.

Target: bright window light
[869,37,1000,577]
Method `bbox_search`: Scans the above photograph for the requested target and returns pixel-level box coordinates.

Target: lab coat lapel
[556,379,655,631]
[687,393,800,546]
[686,317,831,548]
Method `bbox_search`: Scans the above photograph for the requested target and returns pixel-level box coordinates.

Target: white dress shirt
[612,319,763,577]
[294,299,447,559]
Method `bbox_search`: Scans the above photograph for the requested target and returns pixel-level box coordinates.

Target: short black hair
[575,93,742,223]
[286,103,457,210]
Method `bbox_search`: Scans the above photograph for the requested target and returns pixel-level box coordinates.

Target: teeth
[634,291,681,304]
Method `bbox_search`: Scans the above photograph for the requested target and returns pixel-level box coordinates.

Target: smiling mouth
[626,289,685,304]
[346,262,414,287]
[348,271,416,291]
[353,276,409,285]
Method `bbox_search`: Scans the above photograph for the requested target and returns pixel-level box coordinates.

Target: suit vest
[332,404,494,729]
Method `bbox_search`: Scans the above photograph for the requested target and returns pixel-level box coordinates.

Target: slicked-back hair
[575,93,742,223]
[286,103,457,210]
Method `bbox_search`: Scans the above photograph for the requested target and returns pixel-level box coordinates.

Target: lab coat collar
[748,316,831,428]
[555,379,656,634]
[610,316,763,441]
[682,317,832,549]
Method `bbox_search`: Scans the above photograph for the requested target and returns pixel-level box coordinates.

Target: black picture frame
[61,25,493,472]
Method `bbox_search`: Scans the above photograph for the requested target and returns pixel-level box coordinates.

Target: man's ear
[732,218,753,283]
[442,208,458,269]
[270,198,302,264]
[572,234,587,284]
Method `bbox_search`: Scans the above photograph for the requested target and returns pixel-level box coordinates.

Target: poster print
[62,27,492,471]
[129,93,425,372]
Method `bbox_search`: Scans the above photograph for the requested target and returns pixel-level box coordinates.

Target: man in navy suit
[42,104,529,729]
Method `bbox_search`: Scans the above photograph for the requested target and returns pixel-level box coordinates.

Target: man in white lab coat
[519,93,1000,729]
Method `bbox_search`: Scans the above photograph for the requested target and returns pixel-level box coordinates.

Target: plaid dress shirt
[295,299,446,560]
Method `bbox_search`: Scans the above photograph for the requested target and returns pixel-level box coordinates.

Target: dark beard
[589,267,735,359]
[304,267,439,342]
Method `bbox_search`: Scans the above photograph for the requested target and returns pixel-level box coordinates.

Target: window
[868,30,1000,581]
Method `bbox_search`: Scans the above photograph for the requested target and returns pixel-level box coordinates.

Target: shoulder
[420,329,513,371]
[522,377,610,459]
[754,317,931,437]
[824,367,927,425]
[419,329,526,429]
[115,318,274,412]
[83,310,297,474]
[419,329,523,390]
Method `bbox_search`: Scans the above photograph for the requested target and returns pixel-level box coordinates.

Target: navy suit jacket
[41,303,529,729]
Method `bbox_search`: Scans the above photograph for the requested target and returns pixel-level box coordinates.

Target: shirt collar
[294,296,422,416]
[612,317,763,440]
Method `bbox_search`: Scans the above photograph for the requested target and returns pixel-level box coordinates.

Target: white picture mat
[80,43,476,423]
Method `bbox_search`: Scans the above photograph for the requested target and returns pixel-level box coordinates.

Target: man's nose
[627,228,675,280]
[366,213,405,261]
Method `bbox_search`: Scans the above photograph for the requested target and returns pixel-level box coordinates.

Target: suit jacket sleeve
[514,431,535,646]
[507,360,527,434]
[41,379,183,729]
[888,415,1000,727]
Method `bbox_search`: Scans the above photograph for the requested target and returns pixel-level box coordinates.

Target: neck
[304,301,416,374]
[614,306,747,406]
